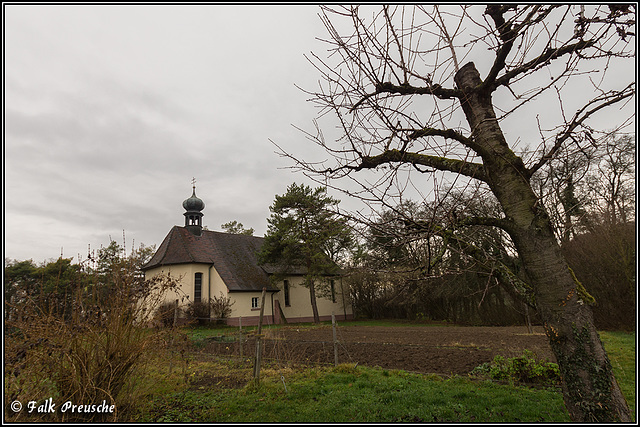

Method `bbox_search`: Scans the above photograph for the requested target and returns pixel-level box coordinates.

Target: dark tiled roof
[143,226,277,292]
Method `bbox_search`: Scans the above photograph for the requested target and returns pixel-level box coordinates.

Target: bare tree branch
[351,149,487,182]
[528,83,635,176]
[351,81,460,112]
[405,126,480,152]
[400,215,534,306]
[488,39,597,91]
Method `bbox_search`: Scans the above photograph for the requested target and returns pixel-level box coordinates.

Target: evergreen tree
[259,183,352,323]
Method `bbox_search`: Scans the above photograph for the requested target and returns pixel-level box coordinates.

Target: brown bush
[184,293,234,325]
[4,260,181,422]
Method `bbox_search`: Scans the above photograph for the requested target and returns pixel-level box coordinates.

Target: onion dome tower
[183,182,205,236]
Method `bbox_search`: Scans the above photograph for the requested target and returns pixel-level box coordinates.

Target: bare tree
[532,132,635,242]
[583,133,636,226]
[279,5,635,422]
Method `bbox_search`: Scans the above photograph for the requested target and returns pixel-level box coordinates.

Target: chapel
[142,186,353,325]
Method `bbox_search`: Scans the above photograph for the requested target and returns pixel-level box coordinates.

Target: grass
[132,363,569,423]
[599,331,636,418]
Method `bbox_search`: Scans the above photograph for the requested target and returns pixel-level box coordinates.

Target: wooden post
[169,299,179,374]
[173,299,179,327]
[332,312,338,367]
[253,288,267,384]
[524,303,533,334]
[239,316,243,359]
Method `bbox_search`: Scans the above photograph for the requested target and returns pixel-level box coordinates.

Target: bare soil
[204,324,555,376]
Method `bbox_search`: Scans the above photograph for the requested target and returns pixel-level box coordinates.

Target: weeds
[470,350,561,387]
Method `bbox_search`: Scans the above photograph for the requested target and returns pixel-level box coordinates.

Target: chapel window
[194,273,203,303]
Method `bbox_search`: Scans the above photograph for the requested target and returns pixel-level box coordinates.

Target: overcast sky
[4,4,344,263]
[4,4,635,265]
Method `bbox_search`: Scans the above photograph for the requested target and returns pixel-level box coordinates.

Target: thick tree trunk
[308,279,321,324]
[454,62,631,422]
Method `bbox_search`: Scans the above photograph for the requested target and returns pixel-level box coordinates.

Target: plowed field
[206,324,554,375]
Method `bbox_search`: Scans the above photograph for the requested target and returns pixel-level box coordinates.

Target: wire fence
[193,322,553,378]
[201,333,347,370]
[200,330,478,377]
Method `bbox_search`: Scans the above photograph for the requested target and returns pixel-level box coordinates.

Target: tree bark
[454,62,631,422]
[308,279,320,324]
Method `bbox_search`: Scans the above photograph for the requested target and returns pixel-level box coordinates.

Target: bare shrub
[184,301,211,326]
[155,301,180,328]
[4,248,182,422]
[185,293,234,325]
[209,293,234,324]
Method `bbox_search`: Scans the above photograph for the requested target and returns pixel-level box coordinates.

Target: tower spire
[183,180,205,236]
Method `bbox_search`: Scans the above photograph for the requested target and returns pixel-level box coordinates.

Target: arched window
[194,272,203,303]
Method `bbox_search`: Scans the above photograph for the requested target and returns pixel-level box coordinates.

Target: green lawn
[133,365,569,423]
[599,331,636,418]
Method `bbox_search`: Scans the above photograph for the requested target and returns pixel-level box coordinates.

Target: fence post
[332,312,338,367]
[169,299,179,375]
[253,288,267,385]
[239,316,243,359]
[173,299,179,328]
